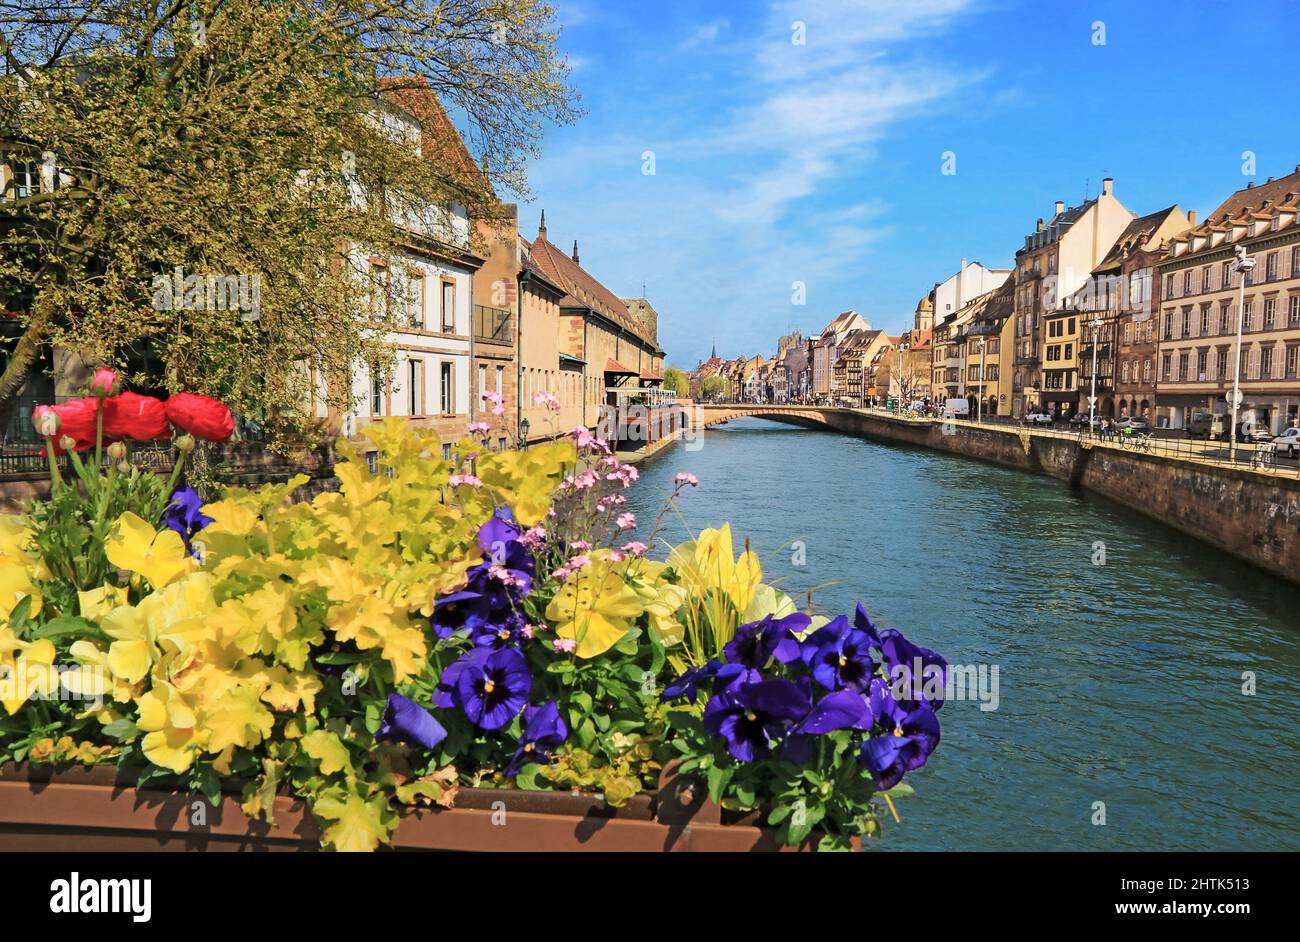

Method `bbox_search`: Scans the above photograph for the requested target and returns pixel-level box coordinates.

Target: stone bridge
[693,404,849,429]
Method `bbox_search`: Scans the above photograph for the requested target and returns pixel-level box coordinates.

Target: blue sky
[517,0,1300,368]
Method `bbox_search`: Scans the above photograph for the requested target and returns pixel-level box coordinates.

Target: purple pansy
[505,700,569,775]
[377,693,448,750]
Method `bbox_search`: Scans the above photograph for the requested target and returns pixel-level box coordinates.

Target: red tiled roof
[379,76,480,179]
[606,358,638,375]
[640,370,662,380]
[528,232,658,349]
[1204,167,1300,224]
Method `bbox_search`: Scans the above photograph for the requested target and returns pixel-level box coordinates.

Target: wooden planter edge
[0,762,805,852]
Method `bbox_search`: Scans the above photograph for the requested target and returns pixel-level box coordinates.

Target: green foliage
[0,0,579,437]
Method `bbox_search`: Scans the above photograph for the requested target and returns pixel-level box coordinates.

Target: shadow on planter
[0,762,844,852]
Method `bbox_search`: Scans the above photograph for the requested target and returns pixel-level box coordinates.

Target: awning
[639,371,662,382]
[605,358,638,375]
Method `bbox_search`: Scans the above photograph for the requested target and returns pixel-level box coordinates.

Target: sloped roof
[527,230,658,349]
[1205,167,1300,224]
[379,76,480,179]
[1095,205,1185,270]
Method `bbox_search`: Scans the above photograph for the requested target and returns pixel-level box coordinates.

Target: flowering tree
[0,0,577,439]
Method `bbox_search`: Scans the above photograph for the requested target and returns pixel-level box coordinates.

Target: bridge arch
[696,405,839,430]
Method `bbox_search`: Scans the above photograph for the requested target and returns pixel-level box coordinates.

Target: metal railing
[853,406,1300,479]
[473,304,514,345]
[0,441,175,477]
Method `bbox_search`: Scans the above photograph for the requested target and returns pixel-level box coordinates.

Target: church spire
[711,338,717,359]
[572,240,580,264]
[538,209,547,240]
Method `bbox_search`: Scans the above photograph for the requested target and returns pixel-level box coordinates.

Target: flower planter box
[0,763,814,852]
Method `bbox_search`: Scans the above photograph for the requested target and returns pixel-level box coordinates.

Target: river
[625,417,1300,851]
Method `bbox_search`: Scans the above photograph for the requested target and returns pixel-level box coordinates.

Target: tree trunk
[0,313,51,437]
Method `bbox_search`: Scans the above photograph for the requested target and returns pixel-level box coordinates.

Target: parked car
[1273,427,1300,458]
[1023,411,1053,426]
[1068,413,1103,428]
[1117,417,1149,432]
[1242,426,1274,444]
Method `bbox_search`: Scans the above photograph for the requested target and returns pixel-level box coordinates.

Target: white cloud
[530,0,986,362]
[680,19,730,49]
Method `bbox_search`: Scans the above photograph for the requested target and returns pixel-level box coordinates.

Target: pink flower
[608,551,625,562]
[466,420,491,434]
[616,512,636,530]
[550,567,572,582]
[519,526,548,549]
[553,638,577,654]
[88,367,119,398]
[567,554,592,570]
[448,474,482,488]
[533,391,560,412]
[520,624,536,640]
[32,405,60,438]
[621,541,648,556]
[482,390,506,417]
[673,472,700,487]
[489,565,526,587]
[569,540,591,551]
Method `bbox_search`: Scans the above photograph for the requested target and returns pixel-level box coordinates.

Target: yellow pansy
[0,515,34,563]
[135,682,206,773]
[0,629,57,714]
[0,560,41,621]
[548,559,646,658]
[78,584,129,621]
[105,512,193,588]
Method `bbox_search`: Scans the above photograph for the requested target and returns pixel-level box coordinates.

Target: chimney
[1101,177,1113,196]
[537,209,547,240]
[572,240,580,264]
[1054,200,1065,216]
[1187,209,1197,226]
[1036,217,1044,232]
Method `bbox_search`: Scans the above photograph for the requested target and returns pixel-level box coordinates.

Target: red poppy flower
[44,398,100,451]
[103,391,169,440]
[164,393,234,442]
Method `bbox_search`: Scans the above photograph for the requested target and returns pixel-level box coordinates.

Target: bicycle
[1121,432,1154,453]
[1250,446,1275,470]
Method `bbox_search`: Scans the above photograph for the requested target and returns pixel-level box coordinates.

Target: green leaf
[102,718,140,741]
[31,615,101,641]
[6,595,33,631]
[706,764,734,804]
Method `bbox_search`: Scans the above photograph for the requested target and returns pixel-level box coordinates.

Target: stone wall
[824,410,1300,585]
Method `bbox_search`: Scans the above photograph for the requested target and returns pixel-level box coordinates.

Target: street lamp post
[1088,316,1103,436]
[517,416,531,450]
[976,336,986,423]
[1229,245,1257,464]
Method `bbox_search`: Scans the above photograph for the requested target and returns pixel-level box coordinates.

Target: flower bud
[116,461,131,474]
[174,433,196,453]
[58,435,77,452]
[32,405,60,438]
[107,441,127,461]
[89,367,120,398]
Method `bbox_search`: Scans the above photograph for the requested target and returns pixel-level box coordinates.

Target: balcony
[473,305,514,346]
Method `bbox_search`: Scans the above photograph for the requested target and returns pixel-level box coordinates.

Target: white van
[943,398,970,418]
